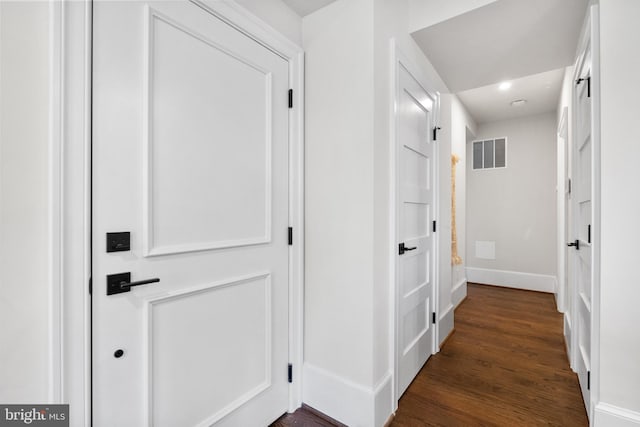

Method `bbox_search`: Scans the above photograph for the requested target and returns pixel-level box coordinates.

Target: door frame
[56,0,305,422]
[389,40,440,409]
[569,2,601,420]
[556,105,568,315]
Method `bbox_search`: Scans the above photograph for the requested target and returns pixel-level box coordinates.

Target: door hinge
[288,227,293,245]
[288,89,293,109]
[576,77,591,98]
[568,178,572,194]
[432,220,437,233]
[89,277,92,295]
[587,371,591,390]
[432,312,436,324]
[288,363,293,383]
[588,224,591,244]
[433,126,441,141]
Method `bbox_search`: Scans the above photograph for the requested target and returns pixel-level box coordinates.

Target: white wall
[407,0,498,33]
[234,0,302,46]
[596,0,640,421]
[449,96,476,308]
[303,0,449,425]
[0,1,53,402]
[466,113,557,292]
[303,3,376,424]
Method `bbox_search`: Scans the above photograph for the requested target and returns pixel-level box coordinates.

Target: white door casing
[92,1,296,426]
[394,56,438,399]
[559,105,575,363]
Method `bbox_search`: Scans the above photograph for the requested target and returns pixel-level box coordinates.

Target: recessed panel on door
[145,10,272,256]
[150,274,271,427]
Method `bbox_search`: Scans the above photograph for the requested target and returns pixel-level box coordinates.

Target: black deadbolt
[106,232,130,253]
[114,349,124,358]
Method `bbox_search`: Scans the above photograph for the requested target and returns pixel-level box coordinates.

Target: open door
[92,2,291,425]
[395,56,438,398]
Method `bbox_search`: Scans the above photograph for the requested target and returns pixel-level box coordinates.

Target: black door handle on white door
[107,272,160,295]
[398,243,418,255]
[567,240,580,250]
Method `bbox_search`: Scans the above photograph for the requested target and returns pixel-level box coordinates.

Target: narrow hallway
[391,283,588,426]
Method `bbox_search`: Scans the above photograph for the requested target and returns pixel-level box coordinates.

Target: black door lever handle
[107,272,160,295]
[121,278,160,289]
[399,243,418,255]
[567,240,580,250]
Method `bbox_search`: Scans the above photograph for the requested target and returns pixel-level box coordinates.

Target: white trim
[302,363,391,427]
[452,278,467,307]
[594,403,640,427]
[48,0,63,403]
[288,48,305,412]
[389,39,441,410]
[466,267,557,293]
[388,39,398,413]
[192,0,301,60]
[374,373,393,427]
[59,1,92,425]
[556,106,568,314]
[558,106,568,139]
[59,0,304,422]
[589,3,601,421]
[438,304,454,346]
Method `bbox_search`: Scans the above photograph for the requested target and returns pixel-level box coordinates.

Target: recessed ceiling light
[499,81,512,91]
[510,99,527,107]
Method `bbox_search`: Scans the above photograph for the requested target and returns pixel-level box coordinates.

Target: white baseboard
[302,363,392,427]
[466,267,556,293]
[595,403,640,426]
[452,278,467,307]
[438,304,454,347]
[374,373,393,427]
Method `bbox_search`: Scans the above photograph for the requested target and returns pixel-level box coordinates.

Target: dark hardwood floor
[273,283,588,426]
[272,404,346,427]
[391,283,588,426]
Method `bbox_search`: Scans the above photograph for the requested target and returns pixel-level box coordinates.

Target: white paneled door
[92,2,290,426]
[570,35,594,413]
[396,62,437,397]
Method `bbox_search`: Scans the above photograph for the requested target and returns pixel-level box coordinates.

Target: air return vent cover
[472,138,507,170]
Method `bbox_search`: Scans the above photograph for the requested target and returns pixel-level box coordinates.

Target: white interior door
[92,2,290,426]
[570,42,593,413]
[396,62,437,398]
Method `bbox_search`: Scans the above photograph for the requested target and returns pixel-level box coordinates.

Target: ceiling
[411,0,588,93]
[457,68,566,124]
[282,0,337,17]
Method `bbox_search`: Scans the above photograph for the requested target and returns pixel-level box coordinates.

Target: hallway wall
[596,0,640,422]
[449,96,477,308]
[0,1,54,403]
[466,112,558,292]
[303,0,449,425]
